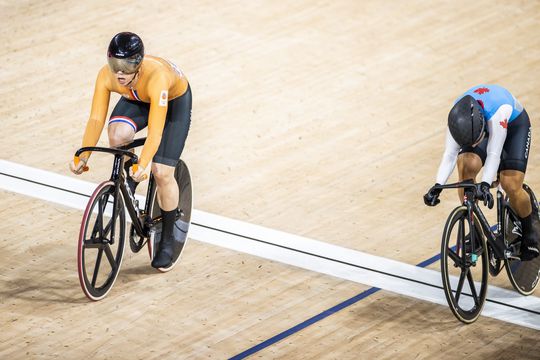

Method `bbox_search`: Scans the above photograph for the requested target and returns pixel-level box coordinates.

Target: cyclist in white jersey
[424,85,539,260]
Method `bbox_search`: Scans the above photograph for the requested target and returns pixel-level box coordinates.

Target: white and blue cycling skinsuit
[436,84,531,186]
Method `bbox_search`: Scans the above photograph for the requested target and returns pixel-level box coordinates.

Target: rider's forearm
[80,68,111,159]
[435,128,460,184]
[80,118,106,159]
[481,153,502,185]
[436,152,458,185]
[138,114,165,168]
[139,135,162,169]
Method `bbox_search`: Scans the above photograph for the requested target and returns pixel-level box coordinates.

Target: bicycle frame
[434,181,516,261]
[74,138,159,240]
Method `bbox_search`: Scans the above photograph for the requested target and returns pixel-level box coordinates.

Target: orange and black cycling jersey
[81,55,189,168]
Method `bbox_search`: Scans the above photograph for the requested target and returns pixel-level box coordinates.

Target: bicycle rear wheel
[148,159,193,272]
[504,184,540,295]
[441,206,488,323]
[77,181,126,301]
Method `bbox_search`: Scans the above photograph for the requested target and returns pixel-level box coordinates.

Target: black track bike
[434,181,540,323]
[74,138,193,301]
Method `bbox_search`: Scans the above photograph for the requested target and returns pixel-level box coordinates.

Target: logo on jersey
[525,127,531,159]
[159,90,168,107]
[474,87,490,95]
[499,119,508,129]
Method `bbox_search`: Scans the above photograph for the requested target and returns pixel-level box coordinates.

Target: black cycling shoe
[520,237,540,261]
[518,214,540,261]
[151,223,186,269]
[151,236,175,268]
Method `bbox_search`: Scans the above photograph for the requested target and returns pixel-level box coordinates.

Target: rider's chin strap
[125,70,140,87]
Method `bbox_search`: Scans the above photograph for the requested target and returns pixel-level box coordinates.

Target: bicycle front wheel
[441,206,488,324]
[77,181,126,301]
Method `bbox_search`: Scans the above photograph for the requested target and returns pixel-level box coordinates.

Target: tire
[440,206,488,323]
[148,160,193,272]
[504,184,540,295]
[77,181,126,301]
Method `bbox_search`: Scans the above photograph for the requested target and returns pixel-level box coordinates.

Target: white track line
[1,159,539,330]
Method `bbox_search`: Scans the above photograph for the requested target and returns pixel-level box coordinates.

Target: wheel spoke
[83,239,102,249]
[91,219,101,239]
[91,248,104,287]
[104,196,121,237]
[458,218,465,256]
[98,195,109,238]
[90,201,103,239]
[466,269,479,305]
[103,217,114,237]
[103,244,118,271]
[455,267,467,303]
[448,248,462,267]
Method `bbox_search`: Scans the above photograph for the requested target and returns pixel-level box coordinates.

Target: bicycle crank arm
[489,235,507,260]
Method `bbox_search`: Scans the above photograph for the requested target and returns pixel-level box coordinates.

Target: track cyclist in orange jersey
[424,85,539,261]
[69,32,192,269]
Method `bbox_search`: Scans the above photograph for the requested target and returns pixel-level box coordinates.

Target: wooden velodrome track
[1,0,539,358]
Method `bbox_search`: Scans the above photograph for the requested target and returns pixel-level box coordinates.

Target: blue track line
[229,253,444,359]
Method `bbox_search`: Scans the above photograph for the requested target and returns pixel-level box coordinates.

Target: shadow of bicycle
[0,275,87,304]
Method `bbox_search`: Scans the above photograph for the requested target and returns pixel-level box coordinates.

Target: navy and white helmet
[448,95,485,147]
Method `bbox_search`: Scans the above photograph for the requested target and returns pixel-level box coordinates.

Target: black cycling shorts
[460,109,531,173]
[109,85,192,167]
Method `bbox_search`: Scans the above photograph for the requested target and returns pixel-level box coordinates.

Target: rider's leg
[150,85,191,269]
[499,110,538,260]
[152,163,179,268]
[150,163,180,268]
[500,170,539,259]
[457,152,483,201]
[153,163,179,211]
[457,153,483,252]
[500,170,531,218]
[108,98,150,194]
[107,121,138,193]
[108,121,136,147]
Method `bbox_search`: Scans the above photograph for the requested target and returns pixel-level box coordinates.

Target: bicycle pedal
[504,249,517,259]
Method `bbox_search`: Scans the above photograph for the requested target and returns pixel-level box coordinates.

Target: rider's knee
[500,176,522,197]
[108,124,134,147]
[152,164,174,185]
[460,158,482,179]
